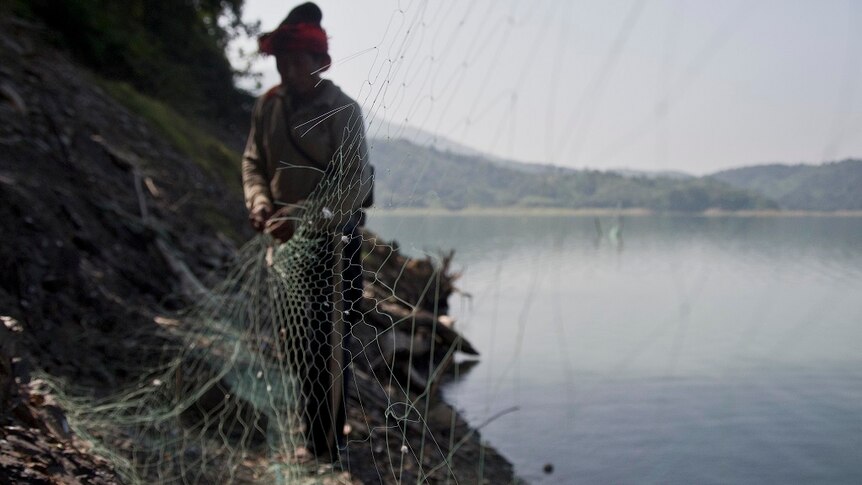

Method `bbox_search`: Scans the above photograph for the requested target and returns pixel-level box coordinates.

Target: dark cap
[281,2,323,27]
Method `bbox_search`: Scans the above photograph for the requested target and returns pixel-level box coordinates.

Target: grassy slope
[88,77,246,241]
[96,79,242,190]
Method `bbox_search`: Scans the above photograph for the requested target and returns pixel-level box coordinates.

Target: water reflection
[367,213,862,484]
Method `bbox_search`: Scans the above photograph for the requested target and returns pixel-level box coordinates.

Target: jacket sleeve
[241,97,273,211]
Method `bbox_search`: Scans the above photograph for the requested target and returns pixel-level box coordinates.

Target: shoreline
[369,207,862,218]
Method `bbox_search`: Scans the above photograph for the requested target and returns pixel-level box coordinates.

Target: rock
[0,81,26,114]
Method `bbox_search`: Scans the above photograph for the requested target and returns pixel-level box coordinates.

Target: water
[367,213,862,484]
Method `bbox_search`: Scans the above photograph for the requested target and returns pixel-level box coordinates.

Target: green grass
[93,77,246,240]
[96,78,241,191]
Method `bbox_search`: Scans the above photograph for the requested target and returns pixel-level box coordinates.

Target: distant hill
[369,138,775,212]
[371,118,582,176]
[370,118,488,159]
[611,169,694,180]
[710,159,862,210]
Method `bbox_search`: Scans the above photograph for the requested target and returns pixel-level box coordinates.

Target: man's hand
[264,206,297,242]
[249,203,273,232]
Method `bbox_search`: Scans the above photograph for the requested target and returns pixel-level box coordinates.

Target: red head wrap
[258,22,329,58]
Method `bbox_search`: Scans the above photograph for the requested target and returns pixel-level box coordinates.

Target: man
[241,2,372,460]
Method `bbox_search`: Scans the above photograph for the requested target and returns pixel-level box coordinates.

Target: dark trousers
[299,228,362,457]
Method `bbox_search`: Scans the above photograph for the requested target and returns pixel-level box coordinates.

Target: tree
[11,0,259,128]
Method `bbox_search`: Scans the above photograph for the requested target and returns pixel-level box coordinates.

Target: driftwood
[353,229,476,396]
[361,297,478,355]
[360,229,459,315]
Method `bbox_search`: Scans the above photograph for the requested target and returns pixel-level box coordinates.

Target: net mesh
[40,149,476,483]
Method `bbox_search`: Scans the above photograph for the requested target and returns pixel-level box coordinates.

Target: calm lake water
[367,213,862,484]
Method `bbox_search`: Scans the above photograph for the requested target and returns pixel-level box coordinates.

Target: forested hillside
[370,138,776,212]
[711,159,862,211]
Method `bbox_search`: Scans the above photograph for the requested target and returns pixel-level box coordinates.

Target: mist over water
[368,213,862,484]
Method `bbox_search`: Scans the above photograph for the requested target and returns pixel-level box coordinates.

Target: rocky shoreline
[0,16,516,484]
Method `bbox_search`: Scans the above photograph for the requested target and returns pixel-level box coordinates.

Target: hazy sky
[232,0,862,174]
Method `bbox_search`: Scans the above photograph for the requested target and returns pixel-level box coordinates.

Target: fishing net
[40,145,477,483]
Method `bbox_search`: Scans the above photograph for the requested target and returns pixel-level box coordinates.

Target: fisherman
[241,2,372,461]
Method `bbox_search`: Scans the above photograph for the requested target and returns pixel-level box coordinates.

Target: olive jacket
[241,80,372,231]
